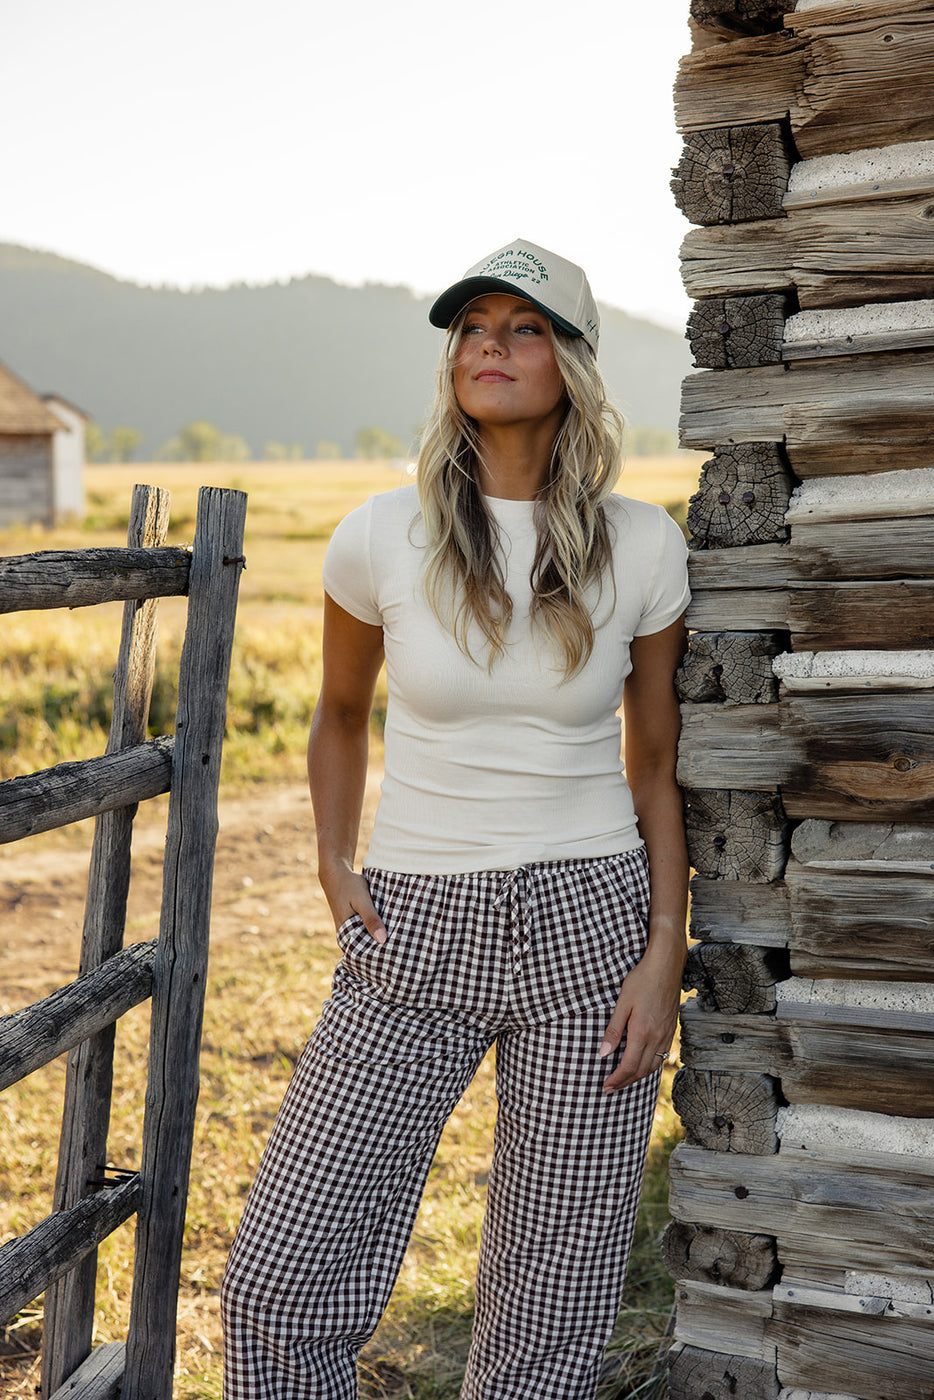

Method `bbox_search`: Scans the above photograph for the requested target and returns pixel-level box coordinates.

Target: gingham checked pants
[221,847,662,1400]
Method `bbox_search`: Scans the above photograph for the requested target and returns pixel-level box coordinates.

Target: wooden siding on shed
[0,436,55,528]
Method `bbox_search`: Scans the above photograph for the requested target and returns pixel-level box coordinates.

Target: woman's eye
[463,324,484,335]
[516,324,542,335]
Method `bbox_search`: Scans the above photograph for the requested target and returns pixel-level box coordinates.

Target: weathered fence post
[123,486,247,1400]
[42,484,170,1397]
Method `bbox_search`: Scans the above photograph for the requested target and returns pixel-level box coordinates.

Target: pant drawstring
[492,867,534,974]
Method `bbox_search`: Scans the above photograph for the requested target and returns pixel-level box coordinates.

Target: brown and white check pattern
[222,848,662,1400]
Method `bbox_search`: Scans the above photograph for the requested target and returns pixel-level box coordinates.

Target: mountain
[0,243,691,458]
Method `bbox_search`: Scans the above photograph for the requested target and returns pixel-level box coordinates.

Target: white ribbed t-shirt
[322,485,689,874]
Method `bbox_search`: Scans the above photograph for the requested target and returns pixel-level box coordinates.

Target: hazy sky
[2,0,693,328]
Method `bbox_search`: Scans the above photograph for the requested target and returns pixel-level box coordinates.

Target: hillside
[0,243,691,458]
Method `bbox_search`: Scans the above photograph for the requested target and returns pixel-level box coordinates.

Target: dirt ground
[0,773,381,1015]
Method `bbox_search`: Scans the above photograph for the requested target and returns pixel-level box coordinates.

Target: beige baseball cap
[429,238,600,353]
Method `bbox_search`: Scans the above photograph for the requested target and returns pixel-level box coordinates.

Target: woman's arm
[307,592,387,942]
[600,615,689,1092]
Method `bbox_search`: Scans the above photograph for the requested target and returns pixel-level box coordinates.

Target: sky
[2,0,694,330]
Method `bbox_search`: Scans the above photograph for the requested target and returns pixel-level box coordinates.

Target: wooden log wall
[0,485,246,1400]
[667,5,934,1398]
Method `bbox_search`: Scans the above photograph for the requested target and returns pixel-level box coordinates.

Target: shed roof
[42,392,91,422]
[0,362,62,434]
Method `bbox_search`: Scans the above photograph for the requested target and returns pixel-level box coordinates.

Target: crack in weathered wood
[662,1221,780,1291]
[685,788,790,882]
[688,443,793,549]
[767,1299,934,1399]
[690,876,791,947]
[677,631,784,706]
[123,486,247,1400]
[682,942,789,1014]
[672,1068,781,1154]
[678,705,792,790]
[677,11,934,164]
[787,863,934,981]
[47,1342,125,1400]
[669,1343,780,1400]
[672,123,794,226]
[687,294,790,368]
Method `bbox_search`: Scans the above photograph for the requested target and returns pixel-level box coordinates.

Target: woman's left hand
[598,943,682,1093]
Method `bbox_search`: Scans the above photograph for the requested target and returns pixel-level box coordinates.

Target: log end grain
[672,1068,781,1154]
[688,443,793,550]
[662,1221,780,1291]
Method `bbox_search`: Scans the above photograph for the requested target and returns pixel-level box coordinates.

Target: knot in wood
[742,491,755,505]
[718,491,731,505]
[712,834,727,849]
[734,1185,749,1199]
[722,162,736,176]
[718,322,731,336]
[713,1114,730,1129]
[893,756,914,772]
[721,1032,736,1044]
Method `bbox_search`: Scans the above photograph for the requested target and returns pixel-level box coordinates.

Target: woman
[222,239,689,1400]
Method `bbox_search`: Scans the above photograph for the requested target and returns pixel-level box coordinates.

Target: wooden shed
[663,2,934,1397]
[0,364,85,528]
[43,394,89,521]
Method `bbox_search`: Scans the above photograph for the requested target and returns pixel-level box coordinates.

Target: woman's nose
[481,331,506,355]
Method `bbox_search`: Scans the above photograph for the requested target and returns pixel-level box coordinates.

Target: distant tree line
[85,418,676,464]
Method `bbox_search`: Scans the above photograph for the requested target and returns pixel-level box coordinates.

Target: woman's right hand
[319,860,387,945]
[308,595,388,947]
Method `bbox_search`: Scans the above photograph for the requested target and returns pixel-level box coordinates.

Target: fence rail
[0,1176,141,1325]
[0,942,157,1091]
[0,737,175,843]
[0,545,191,612]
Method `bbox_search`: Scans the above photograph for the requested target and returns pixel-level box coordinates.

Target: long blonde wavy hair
[416,315,625,677]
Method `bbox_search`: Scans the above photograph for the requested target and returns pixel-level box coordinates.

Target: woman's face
[452,294,567,433]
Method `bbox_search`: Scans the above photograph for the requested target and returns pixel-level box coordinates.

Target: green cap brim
[428,277,582,341]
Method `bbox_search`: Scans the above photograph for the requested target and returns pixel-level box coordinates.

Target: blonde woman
[222,240,690,1400]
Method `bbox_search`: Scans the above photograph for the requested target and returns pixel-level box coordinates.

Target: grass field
[0,454,703,1398]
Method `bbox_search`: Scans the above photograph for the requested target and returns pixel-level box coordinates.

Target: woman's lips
[475,371,513,382]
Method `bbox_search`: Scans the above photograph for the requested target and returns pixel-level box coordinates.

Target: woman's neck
[475,422,556,501]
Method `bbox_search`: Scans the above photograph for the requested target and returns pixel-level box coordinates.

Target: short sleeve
[321,498,382,625]
[632,508,690,637]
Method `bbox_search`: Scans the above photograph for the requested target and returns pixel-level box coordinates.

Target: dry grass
[0,454,702,1398]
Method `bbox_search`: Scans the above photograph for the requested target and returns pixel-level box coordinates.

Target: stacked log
[666,4,934,1397]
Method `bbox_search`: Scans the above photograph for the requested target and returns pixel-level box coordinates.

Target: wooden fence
[0,483,247,1400]
[665,3,934,1397]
